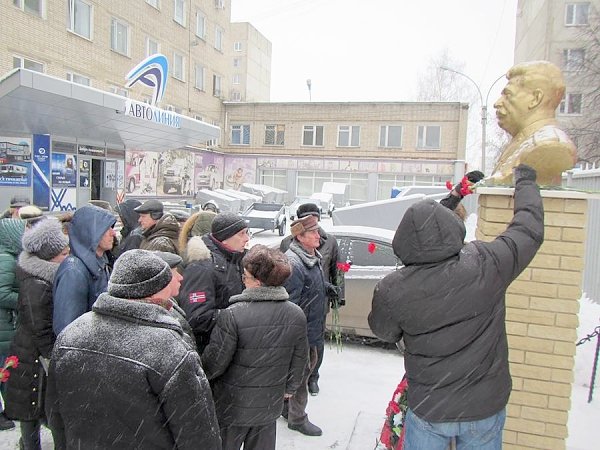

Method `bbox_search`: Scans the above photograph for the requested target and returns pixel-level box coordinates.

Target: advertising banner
[105,161,116,188]
[33,134,50,209]
[79,159,90,187]
[0,136,32,186]
[51,153,77,187]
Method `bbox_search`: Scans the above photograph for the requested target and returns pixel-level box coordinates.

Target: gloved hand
[513,164,537,184]
[465,170,485,184]
[325,282,341,298]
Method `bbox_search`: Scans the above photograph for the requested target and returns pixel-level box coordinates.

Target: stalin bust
[489,61,577,186]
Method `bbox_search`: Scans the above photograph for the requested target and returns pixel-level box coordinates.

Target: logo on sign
[125,54,169,106]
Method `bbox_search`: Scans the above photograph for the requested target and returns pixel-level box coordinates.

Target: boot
[0,412,15,430]
[288,420,322,436]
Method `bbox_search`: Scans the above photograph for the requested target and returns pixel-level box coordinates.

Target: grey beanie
[108,249,172,299]
[22,219,69,260]
[211,212,248,241]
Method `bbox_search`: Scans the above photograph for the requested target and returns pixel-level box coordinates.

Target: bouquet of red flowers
[0,356,19,383]
[377,375,409,450]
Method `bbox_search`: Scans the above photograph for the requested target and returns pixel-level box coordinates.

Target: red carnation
[336,262,351,273]
[368,242,377,254]
[5,355,19,369]
[445,180,453,191]
[0,368,9,383]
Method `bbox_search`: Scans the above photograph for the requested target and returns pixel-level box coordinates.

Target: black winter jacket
[5,252,59,421]
[284,241,327,347]
[47,293,221,450]
[177,235,245,352]
[202,286,308,426]
[369,177,544,422]
[139,213,180,254]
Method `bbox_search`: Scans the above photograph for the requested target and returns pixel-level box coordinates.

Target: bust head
[494,61,565,137]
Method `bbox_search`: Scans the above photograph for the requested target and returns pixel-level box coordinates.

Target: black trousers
[220,422,276,450]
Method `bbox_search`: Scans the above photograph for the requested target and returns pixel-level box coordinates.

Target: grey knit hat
[22,219,69,260]
[108,249,172,299]
[211,212,248,241]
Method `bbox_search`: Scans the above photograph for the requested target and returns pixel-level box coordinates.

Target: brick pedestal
[476,187,589,450]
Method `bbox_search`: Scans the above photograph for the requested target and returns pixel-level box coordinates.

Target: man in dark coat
[135,199,180,254]
[280,202,343,395]
[282,215,327,437]
[368,165,544,449]
[113,198,143,257]
[47,249,221,450]
[52,204,116,335]
[202,245,308,450]
[177,212,249,352]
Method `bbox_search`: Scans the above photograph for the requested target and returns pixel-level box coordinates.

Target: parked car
[163,168,183,194]
[325,225,401,342]
[288,196,321,220]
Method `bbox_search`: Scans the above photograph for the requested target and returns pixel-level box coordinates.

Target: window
[109,85,128,97]
[260,169,287,191]
[233,58,241,68]
[68,0,92,39]
[231,91,241,102]
[145,0,159,9]
[146,37,159,56]
[215,26,224,51]
[417,125,441,149]
[13,55,44,72]
[213,74,222,97]
[234,42,242,51]
[565,3,590,25]
[232,74,241,85]
[337,125,360,147]
[265,125,285,146]
[380,125,403,148]
[110,18,129,56]
[195,11,206,38]
[302,125,324,146]
[214,0,224,9]
[174,0,186,26]
[195,64,205,90]
[172,53,185,81]
[231,125,250,145]
[13,0,43,17]
[66,72,90,86]
[560,93,583,114]
[563,48,584,71]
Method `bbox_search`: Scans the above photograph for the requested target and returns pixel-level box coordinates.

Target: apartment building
[220,101,469,203]
[514,0,600,163]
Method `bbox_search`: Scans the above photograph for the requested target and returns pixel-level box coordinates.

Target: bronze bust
[489,61,577,186]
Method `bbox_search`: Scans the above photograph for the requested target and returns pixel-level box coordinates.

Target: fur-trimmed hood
[184,235,212,264]
[18,251,60,284]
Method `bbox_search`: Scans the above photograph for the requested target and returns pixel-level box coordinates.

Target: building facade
[514,0,600,163]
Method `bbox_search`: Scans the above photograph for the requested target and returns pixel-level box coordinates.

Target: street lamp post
[306,79,312,102]
[440,66,505,173]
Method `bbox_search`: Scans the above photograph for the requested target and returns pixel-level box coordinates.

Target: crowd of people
[0,194,345,450]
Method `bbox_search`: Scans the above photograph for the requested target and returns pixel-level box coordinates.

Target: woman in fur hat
[4,219,69,450]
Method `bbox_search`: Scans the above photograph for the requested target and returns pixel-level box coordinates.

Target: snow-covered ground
[1,216,598,449]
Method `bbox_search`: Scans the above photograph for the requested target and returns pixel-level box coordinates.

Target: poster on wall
[116,160,124,189]
[0,137,32,186]
[194,153,224,193]
[51,153,77,187]
[158,149,195,195]
[79,159,90,187]
[125,150,158,195]
[105,161,116,188]
[223,157,256,190]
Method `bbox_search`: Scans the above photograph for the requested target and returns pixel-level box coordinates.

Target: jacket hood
[184,235,212,263]
[18,251,60,284]
[143,213,179,240]
[393,199,465,265]
[0,218,26,255]
[69,205,116,270]
[115,199,141,236]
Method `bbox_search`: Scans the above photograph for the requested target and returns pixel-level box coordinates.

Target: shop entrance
[91,159,102,200]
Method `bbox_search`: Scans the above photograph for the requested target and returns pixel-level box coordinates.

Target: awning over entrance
[0,69,220,151]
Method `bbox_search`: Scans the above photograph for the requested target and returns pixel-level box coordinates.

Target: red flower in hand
[336,262,351,273]
[0,368,9,383]
[5,355,19,369]
[445,180,453,191]
[368,242,377,254]
[387,400,401,415]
